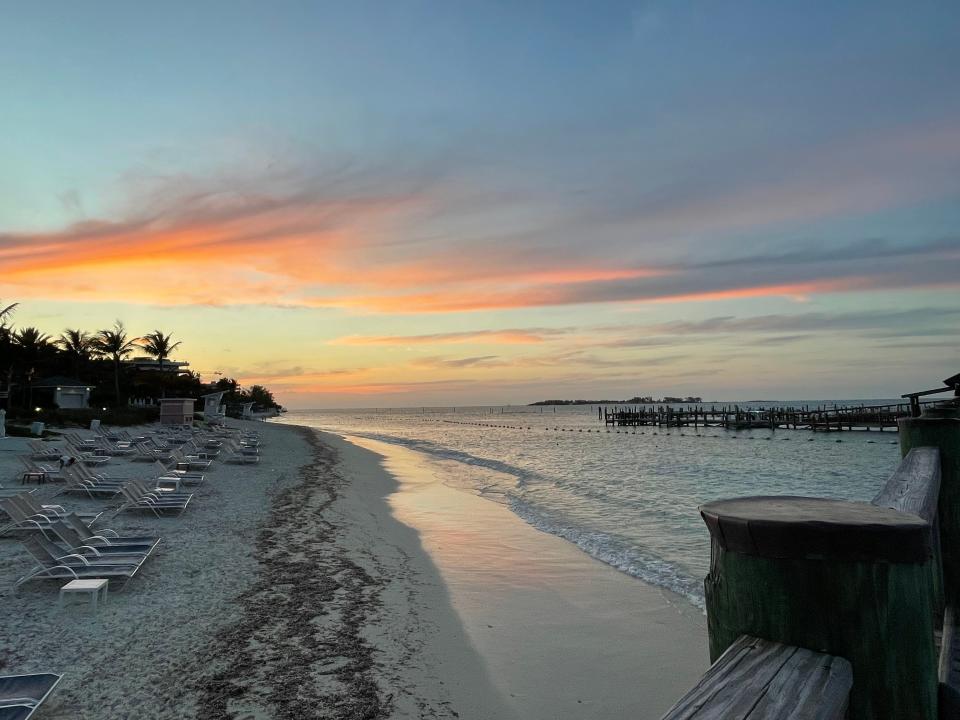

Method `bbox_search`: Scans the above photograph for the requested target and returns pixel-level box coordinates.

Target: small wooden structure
[159,398,195,426]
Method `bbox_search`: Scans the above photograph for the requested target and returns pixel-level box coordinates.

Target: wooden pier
[601,401,934,432]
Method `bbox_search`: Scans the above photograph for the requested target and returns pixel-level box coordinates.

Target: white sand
[0,421,306,719]
[328,432,708,720]
[0,421,707,719]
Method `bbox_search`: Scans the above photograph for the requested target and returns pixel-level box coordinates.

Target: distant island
[529,396,703,406]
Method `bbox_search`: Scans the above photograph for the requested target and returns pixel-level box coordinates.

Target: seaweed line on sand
[191,427,390,720]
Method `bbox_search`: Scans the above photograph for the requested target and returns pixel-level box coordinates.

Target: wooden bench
[661,635,852,719]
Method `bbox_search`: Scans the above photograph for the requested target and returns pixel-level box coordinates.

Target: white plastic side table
[60,579,108,610]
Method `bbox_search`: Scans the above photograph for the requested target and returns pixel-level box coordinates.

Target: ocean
[282,402,902,608]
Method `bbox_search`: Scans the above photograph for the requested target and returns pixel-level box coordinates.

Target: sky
[1,1,958,408]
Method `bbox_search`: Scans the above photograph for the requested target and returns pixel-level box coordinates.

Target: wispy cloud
[2,121,959,313]
[330,328,573,346]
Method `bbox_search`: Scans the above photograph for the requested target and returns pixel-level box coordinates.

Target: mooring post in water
[899,408,960,602]
[701,496,938,720]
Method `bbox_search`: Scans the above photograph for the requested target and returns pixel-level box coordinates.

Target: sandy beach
[0,421,705,719]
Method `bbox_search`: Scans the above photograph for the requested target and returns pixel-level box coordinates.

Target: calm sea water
[280,402,902,607]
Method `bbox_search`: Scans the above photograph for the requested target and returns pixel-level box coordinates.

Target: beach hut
[159,398,195,425]
[32,376,93,409]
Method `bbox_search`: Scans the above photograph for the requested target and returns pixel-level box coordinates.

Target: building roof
[33,376,93,388]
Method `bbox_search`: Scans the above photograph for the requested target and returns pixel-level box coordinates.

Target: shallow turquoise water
[282,403,902,607]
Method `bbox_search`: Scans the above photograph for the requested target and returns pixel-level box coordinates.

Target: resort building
[31,376,93,409]
[123,356,191,374]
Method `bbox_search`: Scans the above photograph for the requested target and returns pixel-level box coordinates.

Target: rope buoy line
[437,419,897,444]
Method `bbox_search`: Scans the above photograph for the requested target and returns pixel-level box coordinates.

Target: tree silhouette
[13,327,51,407]
[138,331,182,398]
[56,328,94,377]
[92,321,140,406]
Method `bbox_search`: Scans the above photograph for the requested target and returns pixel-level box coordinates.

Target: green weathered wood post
[702,496,938,720]
[899,409,960,602]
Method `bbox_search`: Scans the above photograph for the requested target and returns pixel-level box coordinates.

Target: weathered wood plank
[872,447,941,523]
[751,646,852,719]
[939,605,960,718]
[660,635,851,719]
[899,417,960,603]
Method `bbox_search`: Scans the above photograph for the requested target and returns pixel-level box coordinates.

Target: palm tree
[0,300,17,399]
[13,327,51,408]
[55,328,94,377]
[138,331,182,398]
[92,321,140,405]
[0,301,17,327]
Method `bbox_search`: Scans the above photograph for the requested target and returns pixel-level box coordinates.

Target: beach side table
[59,579,108,610]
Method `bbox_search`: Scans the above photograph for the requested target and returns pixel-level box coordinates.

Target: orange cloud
[329,328,570,345]
[3,159,957,314]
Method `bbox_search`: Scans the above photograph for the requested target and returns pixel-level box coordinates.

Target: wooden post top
[701,496,931,564]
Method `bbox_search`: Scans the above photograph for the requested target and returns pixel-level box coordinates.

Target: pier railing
[660,402,960,720]
[602,400,944,432]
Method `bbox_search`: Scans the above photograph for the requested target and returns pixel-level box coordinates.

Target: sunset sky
[2,2,958,407]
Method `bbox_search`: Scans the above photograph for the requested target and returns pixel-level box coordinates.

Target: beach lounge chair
[16,458,57,485]
[60,467,125,499]
[48,519,158,557]
[128,479,193,503]
[169,449,212,470]
[69,463,132,488]
[0,484,37,499]
[0,672,62,720]
[78,451,110,466]
[70,462,131,484]
[117,486,192,517]
[183,440,219,459]
[224,439,259,456]
[131,442,172,463]
[223,449,260,464]
[27,441,62,461]
[0,499,60,534]
[8,494,101,525]
[59,513,159,549]
[64,433,101,453]
[15,536,143,588]
[152,461,204,486]
[34,533,151,564]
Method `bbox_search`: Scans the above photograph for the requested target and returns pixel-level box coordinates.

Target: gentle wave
[509,497,706,608]
[333,428,707,606]
[289,406,898,611]
[337,429,551,488]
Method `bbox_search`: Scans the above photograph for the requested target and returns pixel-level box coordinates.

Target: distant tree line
[529,395,703,406]
[0,300,281,415]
